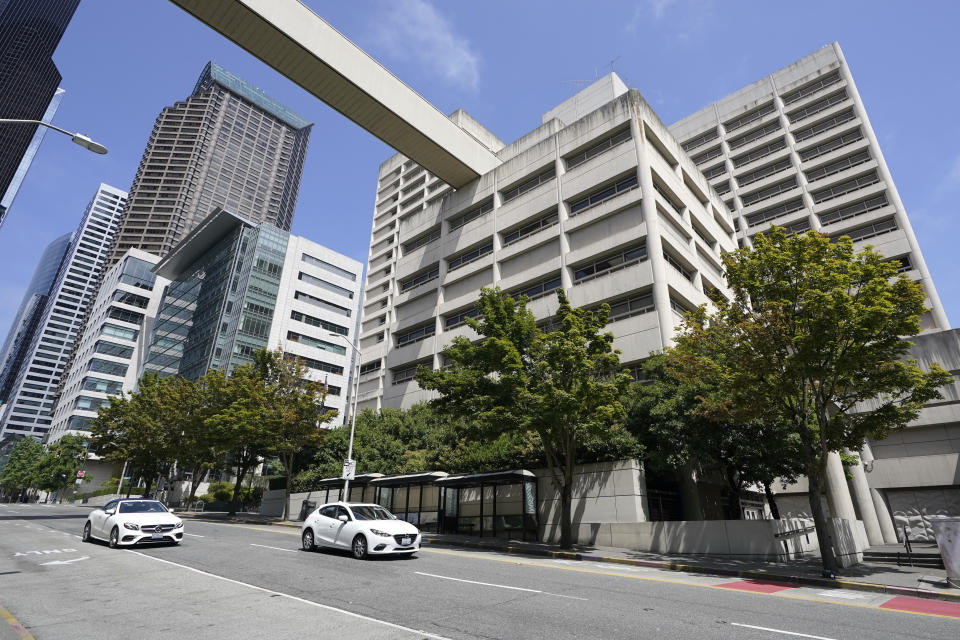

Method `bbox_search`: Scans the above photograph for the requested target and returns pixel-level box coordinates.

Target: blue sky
[1,0,958,336]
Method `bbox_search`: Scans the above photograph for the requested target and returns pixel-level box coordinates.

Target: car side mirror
[338,514,348,522]
[105,509,115,515]
[169,507,176,513]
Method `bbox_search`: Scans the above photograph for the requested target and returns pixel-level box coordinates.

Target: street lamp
[329,331,361,499]
[0,119,108,154]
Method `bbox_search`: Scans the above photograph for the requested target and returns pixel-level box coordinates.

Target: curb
[417,537,960,603]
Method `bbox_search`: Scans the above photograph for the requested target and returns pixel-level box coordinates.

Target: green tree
[670,227,951,571]
[252,349,334,519]
[0,437,44,500]
[90,371,177,495]
[626,352,802,519]
[33,434,88,502]
[417,288,633,549]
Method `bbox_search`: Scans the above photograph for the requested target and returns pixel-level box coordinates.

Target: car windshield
[118,501,168,513]
[350,505,396,521]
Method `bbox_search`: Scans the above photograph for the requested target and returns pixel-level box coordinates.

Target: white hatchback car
[301,502,420,559]
[82,498,184,548]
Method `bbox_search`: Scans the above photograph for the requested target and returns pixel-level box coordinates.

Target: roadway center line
[250,543,296,553]
[414,571,588,601]
[129,551,453,639]
[731,622,837,639]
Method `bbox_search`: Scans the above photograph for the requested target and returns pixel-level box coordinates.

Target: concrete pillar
[844,448,883,546]
[824,451,856,521]
[860,441,899,543]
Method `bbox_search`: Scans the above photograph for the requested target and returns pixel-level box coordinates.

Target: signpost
[341,459,356,481]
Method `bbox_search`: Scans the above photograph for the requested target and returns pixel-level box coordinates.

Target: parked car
[82,498,184,548]
[301,502,420,559]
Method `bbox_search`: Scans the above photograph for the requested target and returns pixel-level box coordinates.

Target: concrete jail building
[354,44,956,543]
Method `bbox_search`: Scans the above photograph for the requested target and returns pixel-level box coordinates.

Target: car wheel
[81,522,91,543]
[352,534,368,560]
[108,527,119,549]
[302,529,315,552]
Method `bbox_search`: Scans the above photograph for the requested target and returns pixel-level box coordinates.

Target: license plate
[400,537,411,545]
[152,532,163,539]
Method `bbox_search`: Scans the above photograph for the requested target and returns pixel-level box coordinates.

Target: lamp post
[329,331,361,500]
[0,119,108,154]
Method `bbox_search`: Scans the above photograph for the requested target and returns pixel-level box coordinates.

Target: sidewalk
[179,511,958,602]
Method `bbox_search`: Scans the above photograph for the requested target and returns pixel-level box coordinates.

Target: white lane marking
[183,533,205,538]
[40,556,89,566]
[414,571,588,601]
[816,591,867,600]
[731,622,837,640]
[250,543,296,553]
[128,551,452,640]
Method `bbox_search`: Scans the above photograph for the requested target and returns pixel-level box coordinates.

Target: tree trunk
[725,467,743,519]
[281,452,294,522]
[559,479,573,549]
[764,482,781,519]
[806,467,838,574]
[187,467,207,507]
[229,455,247,517]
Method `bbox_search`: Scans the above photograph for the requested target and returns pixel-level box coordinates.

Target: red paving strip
[879,595,960,618]
[716,579,799,594]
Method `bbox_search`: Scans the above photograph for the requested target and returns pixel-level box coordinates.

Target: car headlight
[174,521,183,528]
[369,528,392,538]
[123,523,140,530]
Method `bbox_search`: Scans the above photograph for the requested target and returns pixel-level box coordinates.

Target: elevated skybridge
[170,0,502,188]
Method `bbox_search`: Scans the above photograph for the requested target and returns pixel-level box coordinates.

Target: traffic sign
[341,459,356,480]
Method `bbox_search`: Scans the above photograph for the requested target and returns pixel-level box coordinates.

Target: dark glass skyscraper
[0,0,80,228]
[109,61,312,263]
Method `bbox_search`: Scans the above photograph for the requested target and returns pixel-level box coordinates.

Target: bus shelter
[302,473,384,507]
[370,471,448,533]
[434,470,538,541]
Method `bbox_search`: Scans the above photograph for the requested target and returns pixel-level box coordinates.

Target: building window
[736,158,793,188]
[513,275,562,301]
[680,128,718,153]
[283,352,343,375]
[286,331,347,355]
[740,177,798,207]
[392,364,422,385]
[831,218,897,243]
[502,210,559,246]
[723,102,776,133]
[569,175,638,215]
[449,200,493,230]
[727,121,782,150]
[566,128,632,169]
[290,310,348,336]
[804,150,871,183]
[88,358,128,377]
[402,227,441,254]
[606,292,655,322]
[359,360,382,375]
[396,323,436,348]
[663,250,694,281]
[399,266,439,293]
[107,307,144,326]
[780,71,842,105]
[294,291,352,317]
[691,146,723,165]
[810,171,880,204]
[745,198,805,227]
[818,194,889,226]
[703,164,727,180]
[798,129,863,162]
[82,377,123,395]
[302,253,357,281]
[75,395,111,412]
[573,244,647,283]
[94,341,134,359]
[501,166,556,202]
[101,323,138,341]
[792,109,856,143]
[732,138,787,168]
[786,90,848,124]
[445,308,480,330]
[447,243,493,271]
[298,271,354,299]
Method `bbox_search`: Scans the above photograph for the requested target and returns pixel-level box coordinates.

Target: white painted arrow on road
[40,556,89,566]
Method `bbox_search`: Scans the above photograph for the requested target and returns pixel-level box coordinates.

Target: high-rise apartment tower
[0,184,126,443]
[109,62,312,263]
[0,0,80,228]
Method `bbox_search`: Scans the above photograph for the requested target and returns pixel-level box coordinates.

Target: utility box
[930,517,960,585]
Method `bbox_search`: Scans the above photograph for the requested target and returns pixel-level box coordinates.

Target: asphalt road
[1,502,957,639]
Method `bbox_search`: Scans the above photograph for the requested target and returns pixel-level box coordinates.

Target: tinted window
[118,501,168,513]
[351,505,397,521]
[319,506,337,519]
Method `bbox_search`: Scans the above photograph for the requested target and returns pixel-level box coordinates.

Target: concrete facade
[357,77,737,412]
[669,42,947,331]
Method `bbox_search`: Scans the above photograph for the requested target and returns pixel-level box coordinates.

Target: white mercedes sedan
[300,502,420,559]
[82,498,184,548]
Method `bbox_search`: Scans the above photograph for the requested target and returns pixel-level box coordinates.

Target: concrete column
[844,448,883,546]
[630,109,672,349]
[860,441,899,543]
[824,451,856,521]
